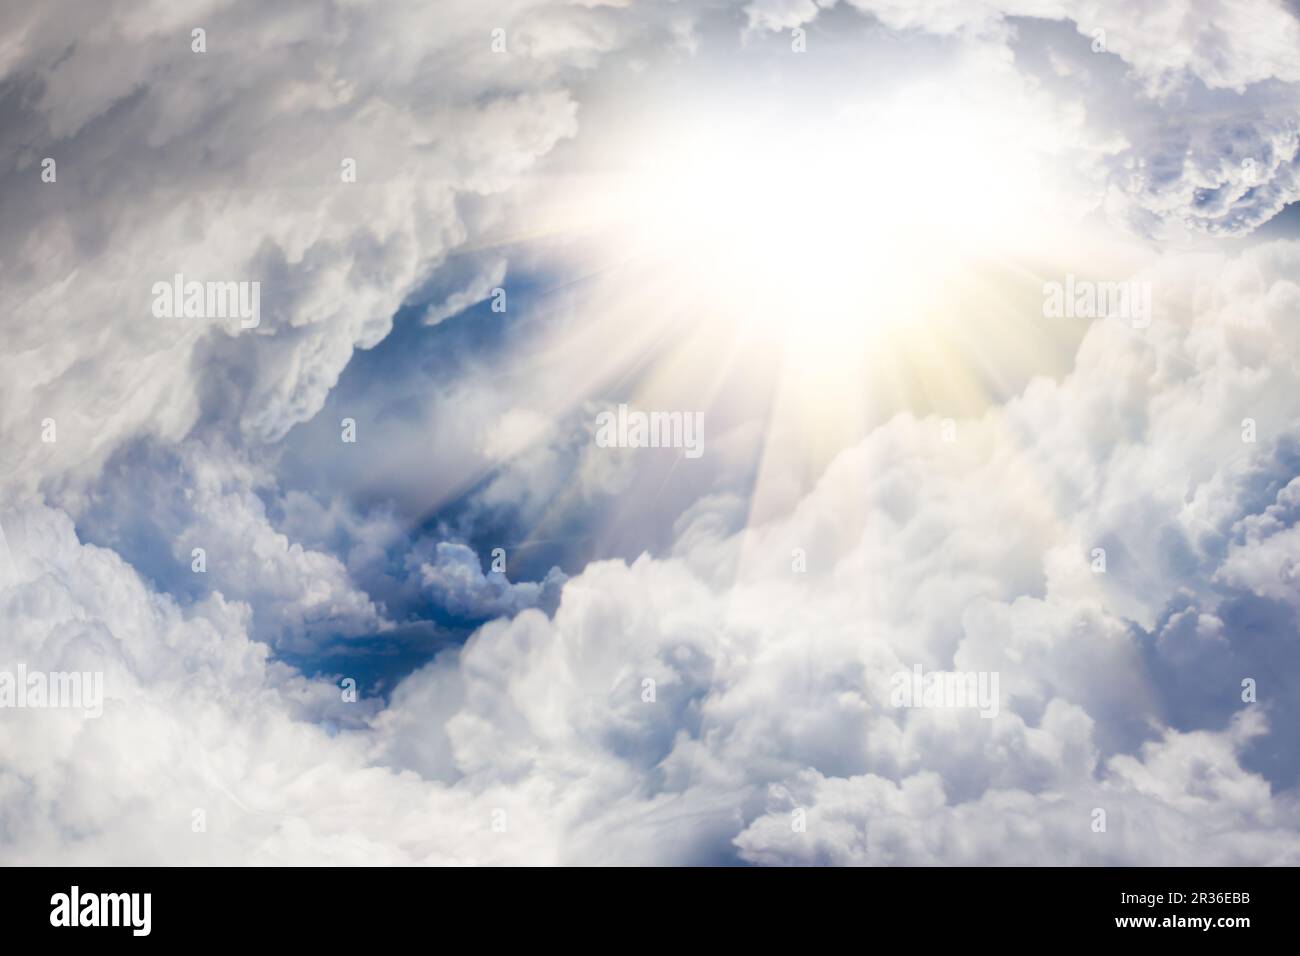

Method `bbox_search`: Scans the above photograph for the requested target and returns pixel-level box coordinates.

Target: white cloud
[3,0,1300,867]
[414,541,563,619]
[73,439,389,652]
[734,710,1300,865]
[370,240,1300,863]
[0,0,614,500]
[834,0,1300,236]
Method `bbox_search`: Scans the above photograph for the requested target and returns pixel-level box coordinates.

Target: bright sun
[627,124,926,341]
[601,96,1049,368]
[511,82,1102,504]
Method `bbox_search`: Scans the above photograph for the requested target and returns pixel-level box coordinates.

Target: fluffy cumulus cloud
[835,0,1300,93]
[745,0,1300,236]
[7,243,1300,863]
[2,0,1300,865]
[71,439,389,653]
[0,0,598,493]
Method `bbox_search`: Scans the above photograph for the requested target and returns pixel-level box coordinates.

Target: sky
[2,0,1300,865]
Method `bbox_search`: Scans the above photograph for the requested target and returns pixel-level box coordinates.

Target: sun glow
[507,80,1121,514]
[570,94,1056,405]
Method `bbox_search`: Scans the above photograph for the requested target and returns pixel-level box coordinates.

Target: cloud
[413,540,564,620]
[745,0,827,31]
[734,710,1299,865]
[0,500,548,865]
[6,237,1300,863]
[376,240,1300,863]
[835,0,1300,93]
[0,0,603,500]
[4,0,1300,867]
[827,1,1300,236]
[72,438,388,653]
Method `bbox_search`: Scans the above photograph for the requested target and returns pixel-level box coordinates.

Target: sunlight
[613,95,1047,355]
[509,79,1121,521]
